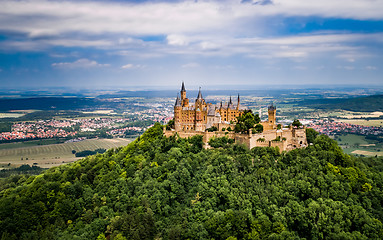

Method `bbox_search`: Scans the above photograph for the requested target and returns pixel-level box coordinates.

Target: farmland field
[0,112,25,118]
[336,119,383,127]
[0,139,67,150]
[0,138,133,169]
[335,134,383,156]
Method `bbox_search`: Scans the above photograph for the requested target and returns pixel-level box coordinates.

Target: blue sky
[0,0,383,89]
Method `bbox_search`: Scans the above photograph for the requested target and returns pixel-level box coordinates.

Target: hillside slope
[0,123,382,239]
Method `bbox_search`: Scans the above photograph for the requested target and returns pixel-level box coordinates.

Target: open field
[341,111,383,119]
[0,138,133,169]
[0,113,25,118]
[336,119,383,127]
[335,134,383,156]
[0,139,67,150]
[351,150,383,157]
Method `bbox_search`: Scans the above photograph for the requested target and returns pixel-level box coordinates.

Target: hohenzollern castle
[164,83,307,152]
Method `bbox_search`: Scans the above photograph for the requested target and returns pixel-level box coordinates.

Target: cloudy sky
[0,0,382,89]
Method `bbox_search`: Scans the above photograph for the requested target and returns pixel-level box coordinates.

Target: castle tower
[174,94,182,131]
[195,87,206,110]
[180,82,186,100]
[180,82,189,107]
[227,96,234,110]
[237,94,240,110]
[195,108,203,131]
[268,104,276,125]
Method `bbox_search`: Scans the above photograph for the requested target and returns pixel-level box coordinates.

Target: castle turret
[181,82,186,100]
[237,94,240,110]
[180,82,189,107]
[228,96,233,109]
[268,104,276,125]
[174,94,181,107]
[195,107,203,132]
[196,87,203,100]
[195,87,206,110]
[174,94,182,131]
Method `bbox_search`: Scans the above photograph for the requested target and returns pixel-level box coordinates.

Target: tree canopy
[234,110,261,134]
[0,124,382,240]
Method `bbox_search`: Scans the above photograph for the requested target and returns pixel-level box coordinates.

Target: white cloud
[0,0,382,70]
[181,62,200,68]
[337,65,355,70]
[121,64,144,69]
[167,35,189,46]
[52,59,110,68]
[366,66,377,70]
[1,0,382,39]
[211,65,235,69]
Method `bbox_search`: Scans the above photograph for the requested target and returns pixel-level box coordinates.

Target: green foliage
[0,164,44,178]
[208,136,235,148]
[272,136,281,141]
[235,111,261,134]
[306,128,320,144]
[0,124,382,239]
[0,121,12,132]
[75,148,106,157]
[303,94,383,112]
[254,124,263,133]
[292,119,302,128]
[166,119,175,130]
[206,126,218,132]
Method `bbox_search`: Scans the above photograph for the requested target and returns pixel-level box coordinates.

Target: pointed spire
[229,95,232,105]
[175,93,181,107]
[220,101,223,109]
[237,94,240,110]
[181,82,185,92]
[197,87,203,99]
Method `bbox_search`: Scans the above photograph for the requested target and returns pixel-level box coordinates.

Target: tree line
[0,123,382,239]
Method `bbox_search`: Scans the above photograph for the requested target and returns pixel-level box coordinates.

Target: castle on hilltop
[164,83,307,152]
[174,82,245,132]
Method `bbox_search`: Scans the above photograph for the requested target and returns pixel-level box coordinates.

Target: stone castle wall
[163,126,307,153]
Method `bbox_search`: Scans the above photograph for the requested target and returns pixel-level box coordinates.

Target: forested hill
[301,94,383,112]
[1,124,383,240]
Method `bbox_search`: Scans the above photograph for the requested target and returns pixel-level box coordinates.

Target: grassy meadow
[335,134,383,156]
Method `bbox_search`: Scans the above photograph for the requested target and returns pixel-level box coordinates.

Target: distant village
[307,119,383,137]
[0,90,382,144]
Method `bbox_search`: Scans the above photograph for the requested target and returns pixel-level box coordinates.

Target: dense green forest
[300,94,383,112]
[0,123,382,239]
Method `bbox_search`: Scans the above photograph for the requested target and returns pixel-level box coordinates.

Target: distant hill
[0,97,122,111]
[0,124,382,239]
[301,94,383,112]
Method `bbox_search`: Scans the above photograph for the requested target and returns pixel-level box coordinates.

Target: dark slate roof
[174,94,181,107]
[207,106,216,116]
[196,87,203,99]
